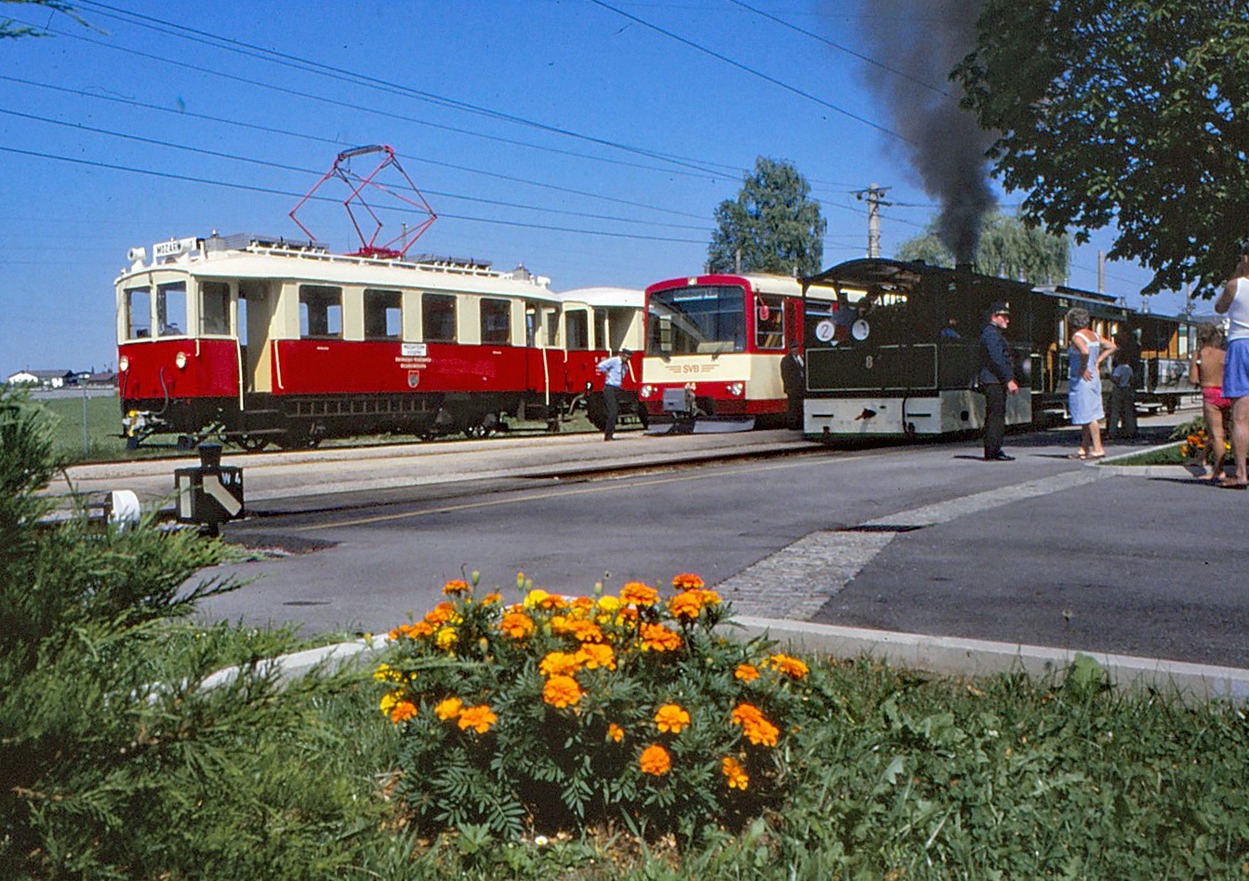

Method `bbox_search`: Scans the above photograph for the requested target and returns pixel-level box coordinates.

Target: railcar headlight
[118,356,129,372]
[175,351,188,369]
[729,382,744,396]
[640,384,656,398]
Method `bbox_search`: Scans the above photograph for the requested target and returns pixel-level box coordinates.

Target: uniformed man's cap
[990,301,1011,316]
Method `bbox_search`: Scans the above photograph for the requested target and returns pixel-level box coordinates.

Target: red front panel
[118,339,240,402]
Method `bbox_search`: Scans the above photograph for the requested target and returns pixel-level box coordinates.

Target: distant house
[6,369,74,389]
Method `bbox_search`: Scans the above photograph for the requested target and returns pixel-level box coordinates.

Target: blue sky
[0,0,1188,377]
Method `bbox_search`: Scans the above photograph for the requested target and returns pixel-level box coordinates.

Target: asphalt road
[183,413,1249,671]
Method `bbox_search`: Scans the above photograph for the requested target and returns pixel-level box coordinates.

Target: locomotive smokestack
[855,0,995,265]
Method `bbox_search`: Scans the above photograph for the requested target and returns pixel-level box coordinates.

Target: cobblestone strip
[718,468,1107,620]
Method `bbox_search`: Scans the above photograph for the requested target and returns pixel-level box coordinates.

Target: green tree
[707,157,826,277]
[1,1,82,39]
[954,0,1249,296]
[896,211,1070,284]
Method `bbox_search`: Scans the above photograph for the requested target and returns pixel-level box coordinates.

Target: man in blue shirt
[977,302,1019,461]
[596,348,632,441]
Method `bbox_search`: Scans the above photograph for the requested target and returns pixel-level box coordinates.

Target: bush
[375,573,835,844]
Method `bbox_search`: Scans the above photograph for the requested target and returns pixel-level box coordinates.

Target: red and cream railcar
[637,273,838,430]
[115,233,641,449]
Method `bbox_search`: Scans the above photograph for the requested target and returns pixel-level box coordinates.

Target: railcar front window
[125,287,151,339]
[423,293,456,342]
[646,285,746,356]
[156,282,187,337]
[300,285,342,338]
[365,288,402,340]
[200,282,230,335]
[481,298,511,344]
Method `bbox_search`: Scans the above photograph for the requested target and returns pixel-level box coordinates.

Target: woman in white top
[1213,252,1249,488]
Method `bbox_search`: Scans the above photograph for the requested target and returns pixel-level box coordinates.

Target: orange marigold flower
[389,700,418,724]
[639,744,672,776]
[620,582,659,607]
[499,611,535,640]
[442,579,470,596]
[457,704,498,734]
[543,674,583,708]
[722,756,749,790]
[571,596,596,612]
[696,588,721,607]
[435,697,463,720]
[568,619,605,643]
[654,703,691,734]
[576,642,616,671]
[482,592,502,605]
[607,723,625,743]
[410,621,435,638]
[734,663,760,683]
[767,653,810,680]
[539,651,583,677]
[732,703,780,747]
[672,572,705,590]
[425,602,458,626]
[640,622,682,652]
[668,591,704,622]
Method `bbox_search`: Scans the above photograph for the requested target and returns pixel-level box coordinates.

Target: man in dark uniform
[978,301,1019,461]
[780,341,805,430]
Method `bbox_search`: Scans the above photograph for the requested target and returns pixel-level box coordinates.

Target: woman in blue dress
[1066,307,1116,459]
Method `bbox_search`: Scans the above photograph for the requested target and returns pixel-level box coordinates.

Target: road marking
[719,468,1106,619]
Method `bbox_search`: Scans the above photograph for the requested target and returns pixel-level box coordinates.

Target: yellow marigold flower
[373,663,403,683]
[499,611,536,640]
[639,744,672,776]
[607,723,624,743]
[596,595,622,614]
[668,591,704,622]
[620,582,659,607]
[482,592,502,605]
[389,700,418,724]
[734,663,760,683]
[539,651,583,677]
[672,572,705,590]
[456,704,498,734]
[435,697,463,720]
[767,653,810,680]
[379,690,403,713]
[576,642,616,671]
[639,622,682,653]
[523,588,551,609]
[435,626,458,651]
[654,703,691,734]
[543,674,583,708]
[732,703,780,747]
[722,756,749,790]
[696,588,721,607]
[442,579,470,596]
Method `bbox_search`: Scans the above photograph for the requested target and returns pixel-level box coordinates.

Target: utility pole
[855,183,891,258]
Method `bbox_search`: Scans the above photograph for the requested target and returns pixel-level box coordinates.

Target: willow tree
[896,211,1070,284]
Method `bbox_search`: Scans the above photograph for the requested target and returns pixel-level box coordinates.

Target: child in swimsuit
[1190,323,1229,479]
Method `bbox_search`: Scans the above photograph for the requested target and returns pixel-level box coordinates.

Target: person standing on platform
[1214,251,1249,488]
[1065,307,1116,460]
[780,341,805,430]
[1107,353,1138,440]
[596,347,632,441]
[977,301,1018,461]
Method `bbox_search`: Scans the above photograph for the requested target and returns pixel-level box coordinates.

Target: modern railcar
[115,233,642,449]
[798,258,1194,440]
[637,273,839,431]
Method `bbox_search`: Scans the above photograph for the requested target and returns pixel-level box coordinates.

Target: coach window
[481,297,511,344]
[566,309,589,349]
[423,293,457,342]
[364,288,402,340]
[125,286,151,339]
[755,294,785,349]
[300,285,342,338]
[156,282,187,337]
[200,282,230,335]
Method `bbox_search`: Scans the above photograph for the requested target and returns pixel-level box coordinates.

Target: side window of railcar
[481,298,511,344]
[566,310,589,349]
[423,293,457,343]
[156,282,187,337]
[364,289,402,340]
[300,285,342,338]
[200,282,230,336]
[126,286,151,339]
[755,295,785,350]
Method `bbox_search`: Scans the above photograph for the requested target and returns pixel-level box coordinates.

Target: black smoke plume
[858,0,995,264]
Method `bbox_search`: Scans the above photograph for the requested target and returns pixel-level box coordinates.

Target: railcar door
[239,281,274,394]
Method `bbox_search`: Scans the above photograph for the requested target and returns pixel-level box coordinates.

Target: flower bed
[375,573,830,841]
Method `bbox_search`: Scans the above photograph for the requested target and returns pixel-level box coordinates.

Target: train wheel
[235,435,270,453]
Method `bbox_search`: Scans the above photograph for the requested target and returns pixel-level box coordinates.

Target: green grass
[1108,443,1186,466]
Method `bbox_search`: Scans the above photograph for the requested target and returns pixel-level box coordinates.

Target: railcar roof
[558,286,644,308]
[645,272,808,297]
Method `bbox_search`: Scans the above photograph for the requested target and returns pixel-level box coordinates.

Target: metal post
[82,383,89,457]
[856,183,891,258]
